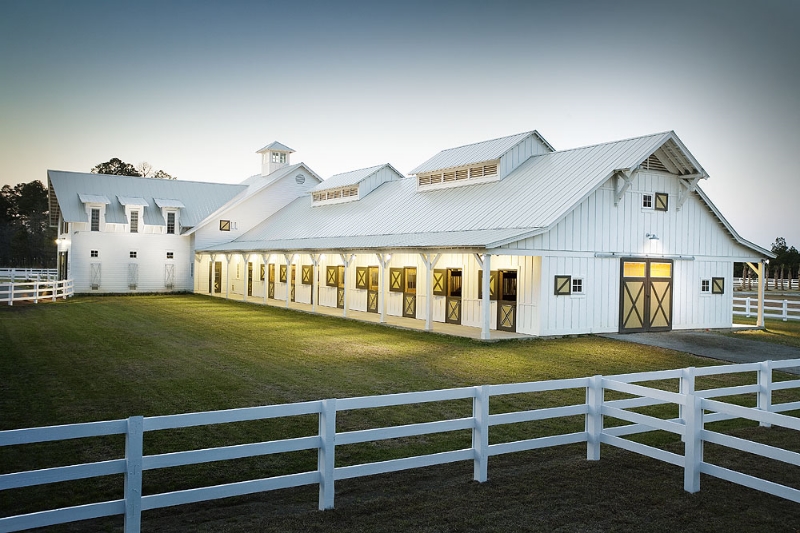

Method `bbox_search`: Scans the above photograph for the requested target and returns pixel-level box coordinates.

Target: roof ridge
[551,131,673,155]
[437,131,533,154]
[47,169,247,188]
[328,162,387,179]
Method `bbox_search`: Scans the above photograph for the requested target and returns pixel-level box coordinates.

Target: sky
[1,0,798,250]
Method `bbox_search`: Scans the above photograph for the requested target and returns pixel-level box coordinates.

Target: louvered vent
[641,154,669,172]
[417,160,499,189]
[312,186,359,204]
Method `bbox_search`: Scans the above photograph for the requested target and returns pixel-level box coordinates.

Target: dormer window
[272,152,287,164]
[91,208,100,231]
[130,210,139,233]
[166,212,176,234]
[417,160,499,190]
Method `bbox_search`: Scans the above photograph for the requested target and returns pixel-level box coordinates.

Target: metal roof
[409,130,553,175]
[117,196,149,206]
[311,164,403,192]
[49,171,246,228]
[78,193,110,204]
[154,198,186,208]
[256,141,294,153]
[203,132,695,253]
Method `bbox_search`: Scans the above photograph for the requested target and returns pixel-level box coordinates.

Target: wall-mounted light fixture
[646,233,659,240]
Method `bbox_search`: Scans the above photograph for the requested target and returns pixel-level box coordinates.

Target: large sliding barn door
[619,259,673,333]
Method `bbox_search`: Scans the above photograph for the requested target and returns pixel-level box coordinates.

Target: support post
[679,367,695,441]
[481,254,491,340]
[310,254,319,313]
[757,360,772,428]
[586,375,602,461]
[340,254,354,317]
[261,253,270,304]
[124,416,144,533]
[33,281,38,304]
[683,395,702,493]
[420,253,441,331]
[318,399,336,510]
[242,253,250,303]
[284,254,292,309]
[377,253,390,323]
[757,260,765,328]
[225,254,232,300]
[472,385,489,482]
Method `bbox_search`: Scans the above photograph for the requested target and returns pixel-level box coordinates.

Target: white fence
[0,269,57,282]
[1,360,799,532]
[733,296,800,322]
[0,279,73,306]
[734,277,799,291]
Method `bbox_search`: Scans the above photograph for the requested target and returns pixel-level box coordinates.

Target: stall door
[367,266,379,313]
[497,270,517,332]
[268,264,275,298]
[619,259,673,333]
[445,268,462,325]
[213,262,222,294]
[403,267,417,318]
[247,262,253,297]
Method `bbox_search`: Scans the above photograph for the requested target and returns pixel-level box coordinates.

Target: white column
[261,253,270,304]
[478,253,492,340]
[377,252,390,323]
[420,253,441,331]
[311,253,319,313]
[284,254,292,309]
[340,253,354,317]
[225,254,232,299]
[242,253,250,303]
[757,260,765,328]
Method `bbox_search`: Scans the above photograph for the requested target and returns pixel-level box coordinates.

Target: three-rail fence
[1,359,798,532]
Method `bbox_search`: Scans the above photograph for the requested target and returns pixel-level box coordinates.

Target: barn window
[91,208,100,231]
[654,193,669,211]
[433,269,447,296]
[130,251,137,259]
[129,210,139,233]
[326,266,338,286]
[389,268,404,292]
[166,251,174,259]
[302,265,313,285]
[355,267,368,289]
[260,264,265,281]
[572,278,584,295]
[554,275,571,296]
[712,277,724,294]
[219,220,231,231]
[280,265,287,283]
[90,250,98,258]
[642,194,653,209]
[477,270,498,300]
[166,212,176,234]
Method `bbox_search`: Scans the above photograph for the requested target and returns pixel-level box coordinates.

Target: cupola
[256,141,295,176]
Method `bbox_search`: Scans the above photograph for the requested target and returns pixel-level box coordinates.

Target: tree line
[737,237,800,290]
[0,158,174,268]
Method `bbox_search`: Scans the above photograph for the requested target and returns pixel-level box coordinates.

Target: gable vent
[295,174,306,184]
[641,154,669,172]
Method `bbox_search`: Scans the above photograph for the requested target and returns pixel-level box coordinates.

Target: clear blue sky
[1,0,798,250]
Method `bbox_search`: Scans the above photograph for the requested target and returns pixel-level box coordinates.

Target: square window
[701,279,710,293]
[642,194,653,209]
[130,251,137,259]
[554,275,571,296]
[219,220,230,231]
[90,250,98,258]
[654,192,669,211]
[572,278,584,294]
[166,251,174,259]
[712,277,724,294]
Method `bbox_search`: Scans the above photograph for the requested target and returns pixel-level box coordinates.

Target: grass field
[1,294,799,532]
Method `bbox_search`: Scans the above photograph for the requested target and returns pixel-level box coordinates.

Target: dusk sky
[1,0,797,250]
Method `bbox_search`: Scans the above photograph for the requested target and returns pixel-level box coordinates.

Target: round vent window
[295,174,306,185]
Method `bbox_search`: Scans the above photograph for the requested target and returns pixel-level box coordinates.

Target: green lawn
[731,315,800,348]
[1,295,799,532]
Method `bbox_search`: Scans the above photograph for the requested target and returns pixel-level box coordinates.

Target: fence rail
[733,277,799,291]
[733,296,800,321]
[0,279,73,306]
[0,269,57,282]
[1,359,798,532]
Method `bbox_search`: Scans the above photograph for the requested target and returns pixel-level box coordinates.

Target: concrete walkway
[601,330,800,374]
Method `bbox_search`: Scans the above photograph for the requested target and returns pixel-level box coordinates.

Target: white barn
[49,130,771,338]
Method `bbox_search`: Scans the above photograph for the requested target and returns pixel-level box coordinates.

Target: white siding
[499,136,551,179]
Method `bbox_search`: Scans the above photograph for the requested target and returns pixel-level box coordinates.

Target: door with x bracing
[619,259,673,333]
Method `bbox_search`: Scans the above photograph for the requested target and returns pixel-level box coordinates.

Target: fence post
[124,416,144,533]
[782,300,788,322]
[679,367,695,442]
[586,375,602,461]
[683,395,702,493]
[745,297,751,318]
[33,281,38,304]
[8,282,13,306]
[757,360,772,428]
[318,398,336,510]
[472,386,489,483]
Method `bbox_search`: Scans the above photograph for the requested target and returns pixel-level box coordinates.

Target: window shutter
[478,270,498,300]
[302,265,313,285]
[654,192,669,211]
[712,277,725,294]
[355,267,368,289]
[260,264,265,281]
[433,269,447,296]
[389,268,404,292]
[326,266,338,287]
[554,275,572,296]
[279,265,287,282]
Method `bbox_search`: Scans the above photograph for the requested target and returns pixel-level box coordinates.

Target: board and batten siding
[501,171,760,260]
[499,135,551,180]
[358,166,401,198]
[69,231,191,293]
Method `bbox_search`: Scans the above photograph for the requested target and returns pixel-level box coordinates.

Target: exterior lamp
[646,233,659,240]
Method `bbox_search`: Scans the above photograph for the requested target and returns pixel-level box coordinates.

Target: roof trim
[78,193,110,204]
[693,186,774,258]
[153,198,186,209]
[256,141,295,154]
[117,196,149,207]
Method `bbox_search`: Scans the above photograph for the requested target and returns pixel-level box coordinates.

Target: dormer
[118,196,149,233]
[78,193,111,231]
[410,130,554,191]
[256,141,294,176]
[311,164,404,206]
